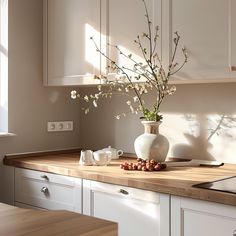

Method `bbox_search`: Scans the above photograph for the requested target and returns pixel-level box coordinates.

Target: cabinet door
[83,180,170,236]
[163,0,236,83]
[108,0,161,80]
[171,196,236,236]
[44,0,107,86]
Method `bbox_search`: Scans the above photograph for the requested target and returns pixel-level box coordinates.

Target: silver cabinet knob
[41,186,49,194]
[40,175,49,180]
[118,189,129,195]
[233,230,236,236]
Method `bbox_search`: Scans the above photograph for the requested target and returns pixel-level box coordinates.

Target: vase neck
[142,122,160,134]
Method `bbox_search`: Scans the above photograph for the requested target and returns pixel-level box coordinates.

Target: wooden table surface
[4,150,236,206]
[0,203,117,236]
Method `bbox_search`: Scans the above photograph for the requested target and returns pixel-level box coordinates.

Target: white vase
[134,121,169,162]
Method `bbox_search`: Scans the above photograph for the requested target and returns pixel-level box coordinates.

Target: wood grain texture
[4,152,236,206]
[0,203,117,236]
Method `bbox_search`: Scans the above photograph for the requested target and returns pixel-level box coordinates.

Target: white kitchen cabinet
[44,0,236,86]
[14,168,82,212]
[162,0,236,83]
[171,196,236,236]
[83,180,170,236]
[107,0,161,79]
[43,0,107,86]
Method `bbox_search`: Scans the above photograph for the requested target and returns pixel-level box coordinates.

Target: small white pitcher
[79,150,94,166]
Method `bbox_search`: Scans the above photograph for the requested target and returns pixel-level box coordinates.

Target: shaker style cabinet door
[171,196,236,236]
[83,180,170,236]
[162,0,236,83]
[107,0,162,81]
[43,0,107,86]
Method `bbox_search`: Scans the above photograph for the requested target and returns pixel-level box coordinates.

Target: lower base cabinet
[83,180,170,236]
[13,167,236,236]
[171,196,236,236]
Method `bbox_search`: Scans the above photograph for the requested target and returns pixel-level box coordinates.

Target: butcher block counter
[0,203,117,236]
[3,149,236,206]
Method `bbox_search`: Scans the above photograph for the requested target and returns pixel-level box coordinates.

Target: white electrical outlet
[47,121,73,132]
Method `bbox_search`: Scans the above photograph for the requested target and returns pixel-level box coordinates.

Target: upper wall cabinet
[107,0,161,79]
[162,0,236,83]
[43,0,107,86]
[44,0,236,86]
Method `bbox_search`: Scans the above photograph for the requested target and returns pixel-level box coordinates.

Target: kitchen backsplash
[78,83,236,164]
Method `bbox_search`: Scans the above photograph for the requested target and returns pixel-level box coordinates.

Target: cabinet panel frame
[83,179,170,236]
[43,0,108,86]
[171,195,236,236]
[163,0,236,84]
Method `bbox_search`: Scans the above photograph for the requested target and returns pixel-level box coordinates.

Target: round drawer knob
[41,186,49,194]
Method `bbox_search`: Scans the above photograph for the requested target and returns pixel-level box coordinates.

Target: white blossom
[126,101,131,106]
[93,100,98,107]
[84,95,89,102]
[97,85,102,91]
[84,108,89,114]
[129,105,135,113]
[168,86,176,95]
[133,96,139,102]
[71,90,77,99]
[115,115,120,120]
[95,93,100,99]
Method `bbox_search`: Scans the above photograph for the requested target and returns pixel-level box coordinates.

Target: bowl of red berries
[120,158,167,172]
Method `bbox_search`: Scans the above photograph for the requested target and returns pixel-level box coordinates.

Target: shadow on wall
[169,114,236,162]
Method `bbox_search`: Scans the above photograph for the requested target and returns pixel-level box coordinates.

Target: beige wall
[0,0,80,204]
[78,82,236,164]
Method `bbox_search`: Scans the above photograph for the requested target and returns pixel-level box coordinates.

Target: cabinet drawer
[15,168,82,212]
[90,181,160,203]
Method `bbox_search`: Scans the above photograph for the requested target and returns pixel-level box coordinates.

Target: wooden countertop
[0,203,117,236]
[4,150,236,206]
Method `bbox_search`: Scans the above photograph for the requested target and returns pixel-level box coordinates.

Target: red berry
[161,163,167,169]
[142,166,147,171]
[154,164,161,171]
[149,166,154,171]
[123,165,129,170]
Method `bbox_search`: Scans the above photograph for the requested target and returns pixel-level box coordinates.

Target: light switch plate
[47,121,73,132]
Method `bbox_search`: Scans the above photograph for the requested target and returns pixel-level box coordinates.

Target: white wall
[78,82,236,164]
[0,0,80,204]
